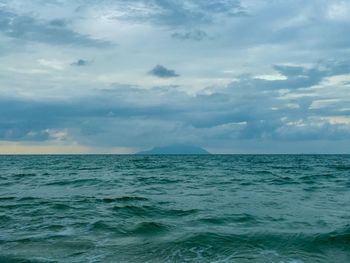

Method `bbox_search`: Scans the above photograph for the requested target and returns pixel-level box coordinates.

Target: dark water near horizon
[0,155,349,263]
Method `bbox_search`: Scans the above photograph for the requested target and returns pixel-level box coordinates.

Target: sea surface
[0,155,349,263]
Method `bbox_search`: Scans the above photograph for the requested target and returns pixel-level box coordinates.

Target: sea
[0,155,349,263]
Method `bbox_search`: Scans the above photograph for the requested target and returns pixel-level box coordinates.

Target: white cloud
[324,116,350,125]
[254,74,287,81]
[327,1,350,22]
[38,59,66,70]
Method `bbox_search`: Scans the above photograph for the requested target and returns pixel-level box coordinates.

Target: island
[136,144,210,155]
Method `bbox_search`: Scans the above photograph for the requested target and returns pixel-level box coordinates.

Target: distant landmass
[136,144,210,155]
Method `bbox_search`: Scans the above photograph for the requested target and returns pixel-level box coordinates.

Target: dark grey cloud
[268,18,350,50]
[71,59,90,66]
[0,9,111,47]
[274,121,350,141]
[229,61,350,91]
[1,60,350,150]
[198,0,244,14]
[171,29,210,41]
[149,64,179,78]
[190,0,350,52]
[49,19,67,27]
[105,0,245,28]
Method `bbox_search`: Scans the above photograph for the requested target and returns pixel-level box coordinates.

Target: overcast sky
[1,0,350,154]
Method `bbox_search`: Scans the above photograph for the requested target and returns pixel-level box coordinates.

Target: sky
[0,0,350,154]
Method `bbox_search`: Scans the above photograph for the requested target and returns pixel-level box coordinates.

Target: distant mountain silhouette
[136,144,210,155]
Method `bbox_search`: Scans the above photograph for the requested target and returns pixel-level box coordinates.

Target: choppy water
[0,155,349,263]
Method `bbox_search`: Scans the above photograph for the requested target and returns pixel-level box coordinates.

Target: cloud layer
[0,0,350,153]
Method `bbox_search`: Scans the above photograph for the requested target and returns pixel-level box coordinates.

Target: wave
[1,225,349,262]
[111,204,198,218]
[128,227,349,262]
[45,178,102,186]
[0,255,59,263]
[0,196,16,201]
[51,203,73,210]
[173,227,350,249]
[268,176,299,185]
[327,165,350,171]
[12,173,37,178]
[77,167,102,171]
[88,220,127,235]
[129,221,169,235]
[198,213,260,225]
[87,219,170,237]
[100,196,148,203]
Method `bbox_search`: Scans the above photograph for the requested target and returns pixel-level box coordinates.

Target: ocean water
[0,155,349,263]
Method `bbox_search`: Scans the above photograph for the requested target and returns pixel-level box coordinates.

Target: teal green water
[0,155,349,262]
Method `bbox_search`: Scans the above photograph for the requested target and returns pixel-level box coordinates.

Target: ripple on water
[0,155,349,262]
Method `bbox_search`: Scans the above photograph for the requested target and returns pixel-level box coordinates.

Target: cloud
[1,59,350,152]
[92,0,245,28]
[0,9,111,47]
[71,59,90,66]
[38,58,65,70]
[1,0,350,153]
[149,64,180,78]
[228,61,350,92]
[49,19,67,27]
[171,29,210,41]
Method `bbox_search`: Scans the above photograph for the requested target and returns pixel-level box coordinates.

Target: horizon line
[1,153,349,156]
